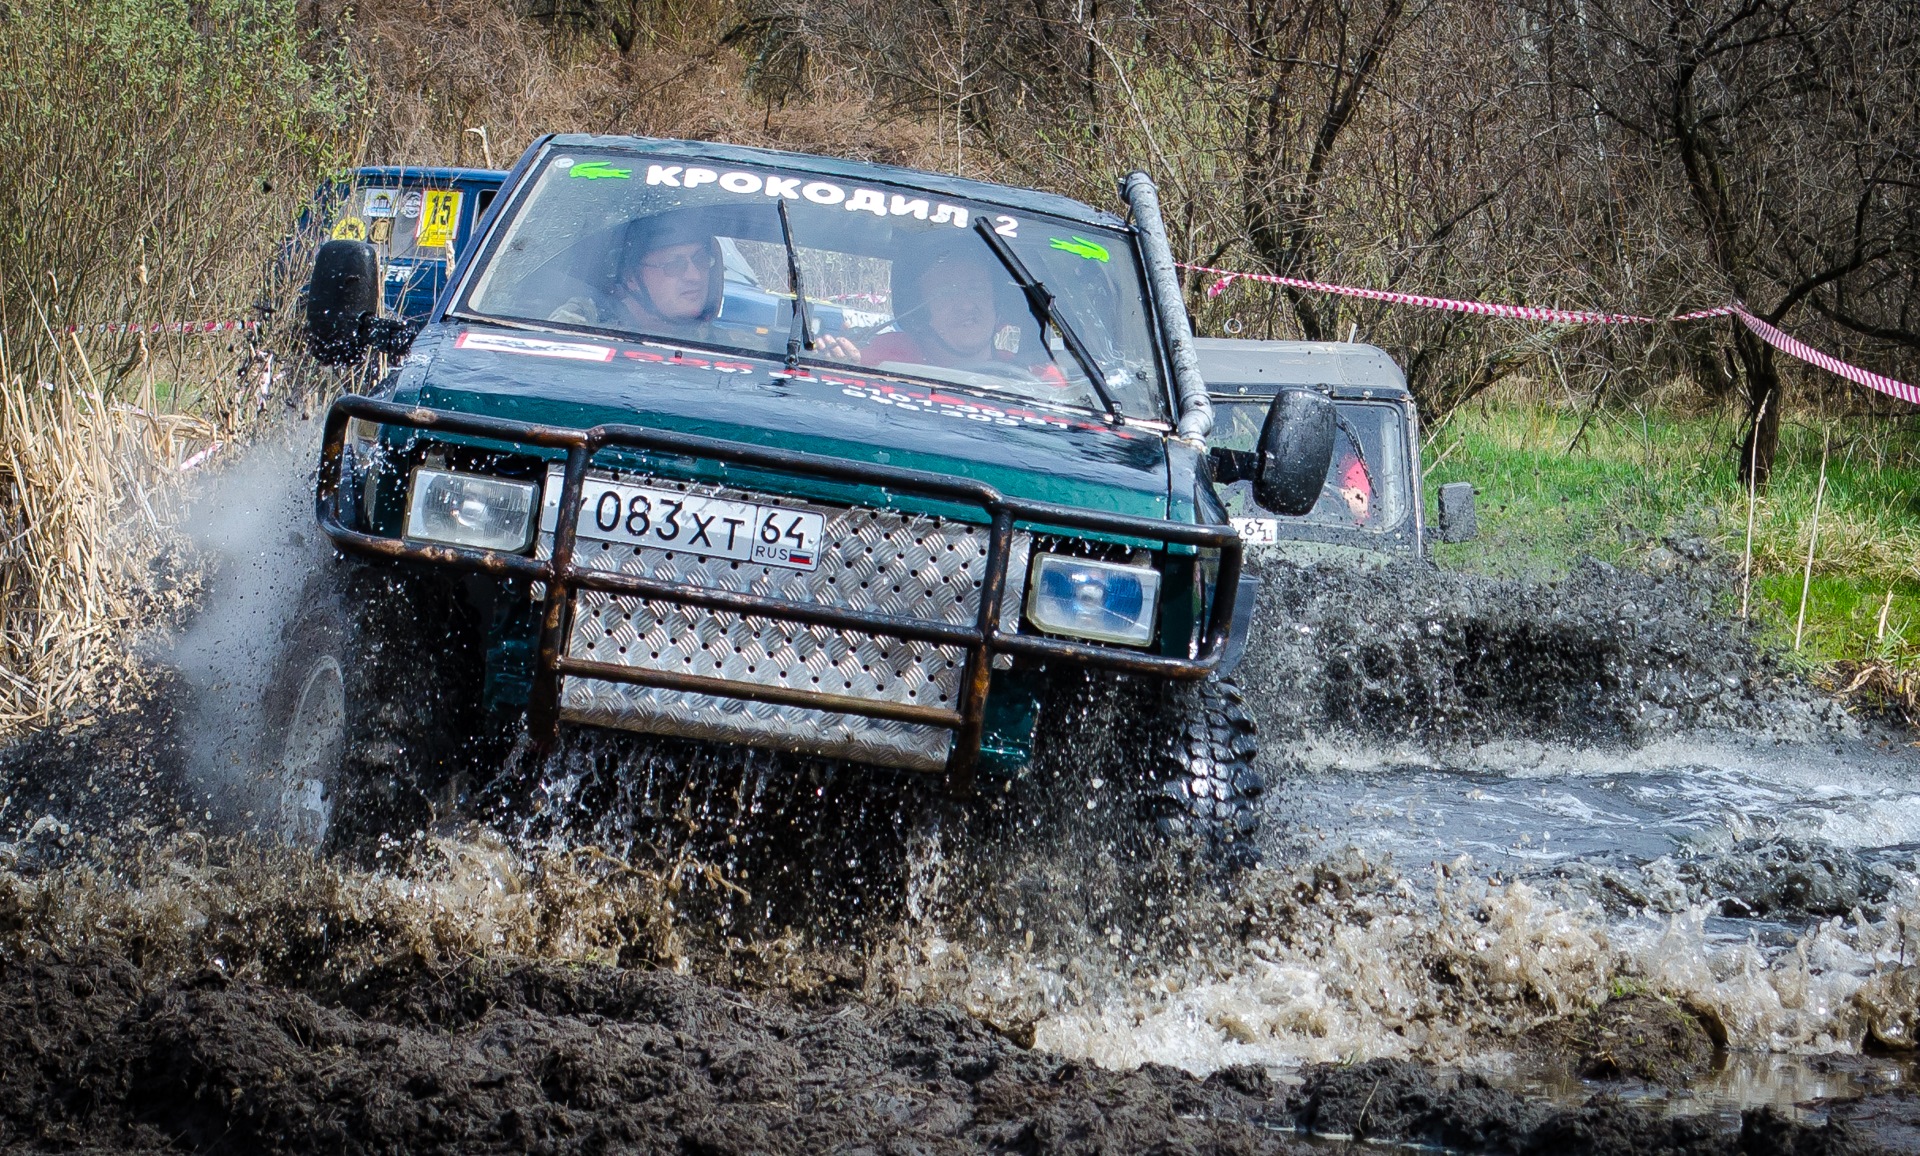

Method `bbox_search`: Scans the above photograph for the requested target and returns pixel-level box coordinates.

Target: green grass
[1421,397,1920,670]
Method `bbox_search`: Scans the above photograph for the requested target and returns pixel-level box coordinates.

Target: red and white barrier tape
[1729,310,1920,407]
[1188,263,1919,407]
[65,321,260,336]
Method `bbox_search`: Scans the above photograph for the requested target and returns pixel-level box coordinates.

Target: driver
[549,213,722,339]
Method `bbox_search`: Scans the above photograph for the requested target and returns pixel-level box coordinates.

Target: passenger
[818,249,1052,379]
[550,214,721,339]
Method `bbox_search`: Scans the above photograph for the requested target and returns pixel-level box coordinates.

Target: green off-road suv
[286,135,1337,861]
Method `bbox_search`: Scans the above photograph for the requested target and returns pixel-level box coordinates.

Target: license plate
[1232,516,1279,545]
[572,478,825,571]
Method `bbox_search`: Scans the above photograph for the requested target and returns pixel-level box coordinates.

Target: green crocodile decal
[1049,235,1110,262]
[568,160,632,180]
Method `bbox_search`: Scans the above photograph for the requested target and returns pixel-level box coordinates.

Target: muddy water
[964,562,1920,1124]
[3,539,1920,1152]
[1016,729,1920,1080]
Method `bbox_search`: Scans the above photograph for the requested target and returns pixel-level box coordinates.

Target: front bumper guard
[315,394,1245,793]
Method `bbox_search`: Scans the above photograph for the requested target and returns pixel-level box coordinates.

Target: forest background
[0,0,1913,732]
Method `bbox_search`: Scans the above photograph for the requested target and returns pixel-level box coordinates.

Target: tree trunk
[1735,329,1781,489]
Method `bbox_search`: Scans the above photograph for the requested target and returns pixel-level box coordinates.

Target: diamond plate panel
[541,469,1031,772]
[561,600,961,771]
[539,470,1029,627]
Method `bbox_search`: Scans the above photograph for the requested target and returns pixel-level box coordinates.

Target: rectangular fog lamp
[404,468,538,552]
[1025,553,1161,646]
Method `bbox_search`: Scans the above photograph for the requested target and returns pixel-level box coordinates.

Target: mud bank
[5,948,1918,1155]
[4,816,1920,1154]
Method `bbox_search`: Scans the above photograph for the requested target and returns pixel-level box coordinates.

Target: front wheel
[259,562,486,851]
[1027,669,1265,871]
[276,652,347,844]
[1138,675,1265,868]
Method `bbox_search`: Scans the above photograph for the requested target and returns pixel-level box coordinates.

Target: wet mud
[1520,994,1720,1084]
[4,536,1920,1152]
[0,669,191,857]
[5,946,1919,1155]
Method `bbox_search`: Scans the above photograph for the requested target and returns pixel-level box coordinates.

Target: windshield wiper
[776,199,815,370]
[970,218,1121,423]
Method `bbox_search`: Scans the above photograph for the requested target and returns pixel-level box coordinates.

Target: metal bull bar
[315,394,1245,793]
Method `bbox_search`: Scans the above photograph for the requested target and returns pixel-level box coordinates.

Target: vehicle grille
[539,470,1029,771]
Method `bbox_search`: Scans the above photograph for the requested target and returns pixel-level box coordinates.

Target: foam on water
[883,855,1920,1083]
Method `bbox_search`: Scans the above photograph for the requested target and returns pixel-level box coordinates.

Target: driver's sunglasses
[639,250,716,276]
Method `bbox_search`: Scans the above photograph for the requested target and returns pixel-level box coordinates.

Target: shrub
[0,0,359,375]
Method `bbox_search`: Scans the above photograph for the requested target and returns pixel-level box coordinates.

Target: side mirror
[306,240,380,364]
[1253,388,1337,516]
[1435,481,1478,543]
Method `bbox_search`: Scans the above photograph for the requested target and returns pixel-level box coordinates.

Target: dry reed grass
[0,314,365,739]
[0,359,211,733]
[1825,662,1920,729]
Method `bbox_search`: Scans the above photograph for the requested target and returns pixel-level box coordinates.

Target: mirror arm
[361,316,419,358]
[1208,447,1259,484]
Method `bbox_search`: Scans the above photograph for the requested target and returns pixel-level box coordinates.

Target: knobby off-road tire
[1029,668,1265,871]
[261,561,486,851]
[1138,675,1264,869]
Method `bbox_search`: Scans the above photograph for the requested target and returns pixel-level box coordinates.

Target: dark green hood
[392,325,1171,519]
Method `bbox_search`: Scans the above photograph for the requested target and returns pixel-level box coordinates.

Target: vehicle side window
[1211,397,1268,454]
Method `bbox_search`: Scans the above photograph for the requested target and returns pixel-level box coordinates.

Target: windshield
[459,150,1167,420]
[1214,398,1411,532]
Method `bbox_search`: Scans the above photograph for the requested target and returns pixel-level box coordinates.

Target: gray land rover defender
[1198,338,1476,566]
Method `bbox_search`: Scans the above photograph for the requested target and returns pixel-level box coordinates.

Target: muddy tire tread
[261,561,483,848]
[1147,675,1264,867]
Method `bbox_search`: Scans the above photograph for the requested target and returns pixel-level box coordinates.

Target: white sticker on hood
[455,330,614,362]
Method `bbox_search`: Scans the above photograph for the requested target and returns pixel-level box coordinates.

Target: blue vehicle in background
[308,167,508,321]
[310,166,861,336]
